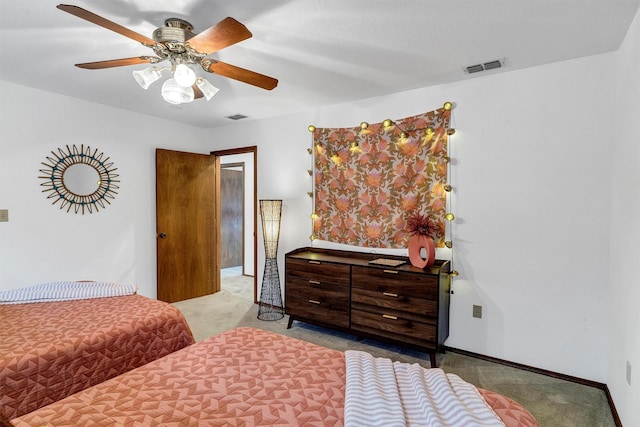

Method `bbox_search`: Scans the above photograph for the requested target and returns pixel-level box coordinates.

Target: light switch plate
[473,304,482,318]
[0,209,8,222]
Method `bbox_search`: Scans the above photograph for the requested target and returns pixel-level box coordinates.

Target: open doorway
[214,147,257,304]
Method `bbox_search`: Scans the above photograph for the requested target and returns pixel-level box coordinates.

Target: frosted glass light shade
[196,77,219,100]
[173,64,196,87]
[161,78,194,104]
[132,67,161,89]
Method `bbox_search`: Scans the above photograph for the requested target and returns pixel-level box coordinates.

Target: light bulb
[173,64,196,87]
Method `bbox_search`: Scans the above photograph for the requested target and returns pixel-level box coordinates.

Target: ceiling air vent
[226,114,248,120]
[466,64,483,74]
[464,58,504,74]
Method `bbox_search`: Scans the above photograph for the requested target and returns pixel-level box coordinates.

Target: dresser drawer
[285,280,349,328]
[286,258,350,286]
[351,266,437,300]
[351,308,436,347]
[351,287,437,319]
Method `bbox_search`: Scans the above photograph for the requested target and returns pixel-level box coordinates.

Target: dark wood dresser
[284,247,451,367]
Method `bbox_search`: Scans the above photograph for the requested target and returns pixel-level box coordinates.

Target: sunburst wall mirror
[39,144,119,214]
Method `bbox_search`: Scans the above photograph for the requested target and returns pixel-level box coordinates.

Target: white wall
[608,8,640,426]
[206,53,616,383]
[0,43,630,390]
[0,81,206,298]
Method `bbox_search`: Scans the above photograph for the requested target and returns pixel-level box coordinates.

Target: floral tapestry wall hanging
[311,104,451,249]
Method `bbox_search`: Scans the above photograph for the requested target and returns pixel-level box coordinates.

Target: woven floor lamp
[257,199,285,321]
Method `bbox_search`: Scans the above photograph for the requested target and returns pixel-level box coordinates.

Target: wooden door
[156,149,219,303]
[220,165,244,268]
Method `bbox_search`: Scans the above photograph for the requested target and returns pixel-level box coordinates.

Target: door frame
[212,146,258,304]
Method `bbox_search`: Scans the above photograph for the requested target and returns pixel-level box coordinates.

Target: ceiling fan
[56,4,278,104]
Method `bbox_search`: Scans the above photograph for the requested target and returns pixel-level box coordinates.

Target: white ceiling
[2,0,638,128]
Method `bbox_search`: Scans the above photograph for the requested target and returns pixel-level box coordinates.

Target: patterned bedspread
[0,294,195,419]
[11,327,345,426]
[10,328,538,427]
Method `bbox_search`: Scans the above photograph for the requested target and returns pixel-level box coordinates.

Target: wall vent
[464,58,504,74]
[226,114,248,120]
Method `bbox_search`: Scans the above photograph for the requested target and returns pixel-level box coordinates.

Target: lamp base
[257,258,285,321]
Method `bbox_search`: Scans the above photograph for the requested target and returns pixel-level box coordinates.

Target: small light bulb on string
[443,184,452,192]
[445,212,455,221]
[444,241,453,248]
[447,128,456,136]
[349,140,360,153]
[307,148,312,155]
[382,119,393,130]
[308,125,316,133]
[360,122,369,130]
[310,213,319,220]
[443,101,453,111]
[307,192,313,198]
[307,169,313,176]
[309,234,316,241]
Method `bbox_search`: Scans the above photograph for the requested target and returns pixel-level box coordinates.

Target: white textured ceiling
[1,0,638,128]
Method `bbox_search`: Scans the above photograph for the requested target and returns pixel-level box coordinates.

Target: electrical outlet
[627,361,632,386]
[0,209,8,222]
[473,304,482,319]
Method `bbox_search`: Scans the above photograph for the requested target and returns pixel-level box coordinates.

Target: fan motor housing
[153,19,195,43]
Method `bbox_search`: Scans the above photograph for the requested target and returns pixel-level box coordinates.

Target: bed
[0,284,195,419]
[9,327,538,426]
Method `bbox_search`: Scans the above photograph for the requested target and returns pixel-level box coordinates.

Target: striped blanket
[345,350,506,427]
[0,281,137,304]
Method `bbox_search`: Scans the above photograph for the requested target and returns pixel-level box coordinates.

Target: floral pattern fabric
[313,107,450,248]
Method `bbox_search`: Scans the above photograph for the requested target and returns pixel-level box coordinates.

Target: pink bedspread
[1,294,194,419]
[10,327,537,426]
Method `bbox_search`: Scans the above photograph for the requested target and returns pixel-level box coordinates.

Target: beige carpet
[172,268,616,427]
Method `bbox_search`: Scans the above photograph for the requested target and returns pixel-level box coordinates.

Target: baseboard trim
[444,346,622,427]
[603,385,622,427]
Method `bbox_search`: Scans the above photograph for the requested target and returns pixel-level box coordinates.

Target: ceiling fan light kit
[56,4,278,105]
[132,67,162,89]
[196,77,220,100]
[161,78,194,105]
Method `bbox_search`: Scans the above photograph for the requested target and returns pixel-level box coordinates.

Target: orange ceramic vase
[408,234,436,268]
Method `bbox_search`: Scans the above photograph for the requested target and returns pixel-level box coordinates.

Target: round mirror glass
[63,163,100,196]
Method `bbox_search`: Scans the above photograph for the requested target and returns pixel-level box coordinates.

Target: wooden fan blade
[192,84,204,99]
[57,4,156,46]
[204,60,278,90]
[187,17,252,54]
[75,56,160,69]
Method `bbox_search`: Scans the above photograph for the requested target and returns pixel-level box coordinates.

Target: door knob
[158,232,167,239]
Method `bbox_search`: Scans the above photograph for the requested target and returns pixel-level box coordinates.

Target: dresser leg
[429,352,437,368]
[287,316,294,329]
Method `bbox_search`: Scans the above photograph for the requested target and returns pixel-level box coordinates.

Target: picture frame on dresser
[284,247,451,367]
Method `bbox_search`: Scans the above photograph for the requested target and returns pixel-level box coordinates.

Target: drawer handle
[383,269,399,274]
[383,292,398,298]
[309,260,321,264]
[383,314,398,320]
[308,299,321,305]
[308,280,321,285]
